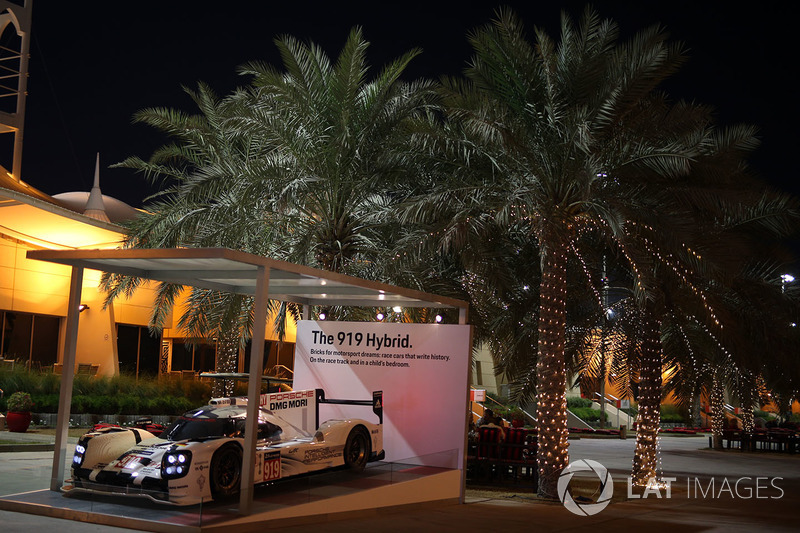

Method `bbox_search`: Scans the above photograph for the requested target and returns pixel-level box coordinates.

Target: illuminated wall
[0,195,295,377]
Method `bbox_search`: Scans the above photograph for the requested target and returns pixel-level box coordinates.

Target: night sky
[10,1,800,207]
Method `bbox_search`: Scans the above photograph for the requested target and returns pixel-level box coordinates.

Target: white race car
[65,388,384,505]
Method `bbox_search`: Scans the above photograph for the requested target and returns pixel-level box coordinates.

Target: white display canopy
[27,247,467,309]
[26,247,469,515]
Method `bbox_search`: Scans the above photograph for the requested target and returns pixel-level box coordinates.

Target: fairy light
[631,314,663,486]
[535,245,570,498]
[741,399,755,433]
[624,222,722,330]
[710,368,725,445]
[570,241,602,307]
[214,333,239,397]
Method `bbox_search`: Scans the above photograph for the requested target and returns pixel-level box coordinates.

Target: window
[170,339,216,372]
[117,324,161,377]
[1,310,59,369]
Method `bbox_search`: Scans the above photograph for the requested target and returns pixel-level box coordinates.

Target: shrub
[660,404,685,424]
[118,395,141,415]
[32,394,60,412]
[567,397,593,409]
[1,368,226,416]
[571,406,601,423]
[7,391,34,411]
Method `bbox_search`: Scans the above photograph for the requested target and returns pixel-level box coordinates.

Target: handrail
[469,387,537,423]
[594,392,617,405]
[520,407,537,423]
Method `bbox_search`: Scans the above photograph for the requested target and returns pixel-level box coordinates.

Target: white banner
[294,320,471,467]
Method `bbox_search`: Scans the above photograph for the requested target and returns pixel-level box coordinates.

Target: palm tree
[400,7,727,497]
[104,28,437,386]
[227,27,439,275]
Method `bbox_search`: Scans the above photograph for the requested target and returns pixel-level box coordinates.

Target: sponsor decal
[140,466,160,476]
[303,446,343,464]
[111,455,141,470]
[261,389,315,408]
[132,449,154,456]
[197,473,206,491]
[269,398,308,410]
[255,450,282,482]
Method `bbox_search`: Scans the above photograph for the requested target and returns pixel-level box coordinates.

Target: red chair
[478,426,502,459]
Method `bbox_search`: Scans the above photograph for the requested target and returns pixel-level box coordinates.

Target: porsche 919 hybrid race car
[65,388,384,505]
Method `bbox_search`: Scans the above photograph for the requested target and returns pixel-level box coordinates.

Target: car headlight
[72,439,89,468]
[161,450,192,479]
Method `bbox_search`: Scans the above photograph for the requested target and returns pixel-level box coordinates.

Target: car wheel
[344,427,371,471]
[210,444,242,499]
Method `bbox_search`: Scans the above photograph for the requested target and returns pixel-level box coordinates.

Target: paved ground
[1,431,798,531]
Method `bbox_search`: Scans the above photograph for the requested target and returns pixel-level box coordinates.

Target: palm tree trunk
[739,384,758,433]
[691,389,703,428]
[631,308,662,485]
[710,369,725,449]
[213,331,239,397]
[535,244,569,498]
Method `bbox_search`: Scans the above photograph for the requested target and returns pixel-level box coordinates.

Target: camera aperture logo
[558,459,614,516]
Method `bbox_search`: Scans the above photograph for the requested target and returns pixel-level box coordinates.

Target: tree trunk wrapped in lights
[213,331,239,398]
[739,382,757,433]
[740,405,755,433]
[535,243,570,498]
[631,310,662,486]
[710,369,725,449]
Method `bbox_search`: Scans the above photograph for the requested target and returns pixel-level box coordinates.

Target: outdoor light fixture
[435,314,443,323]
[78,304,89,312]
[781,274,795,294]
[392,306,402,313]
[319,312,326,320]
[376,312,385,321]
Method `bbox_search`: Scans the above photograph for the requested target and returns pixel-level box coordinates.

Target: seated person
[478,408,506,440]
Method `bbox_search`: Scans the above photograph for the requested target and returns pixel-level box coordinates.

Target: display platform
[0,461,460,532]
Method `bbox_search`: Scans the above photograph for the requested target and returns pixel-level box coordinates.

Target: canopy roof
[29,246,468,514]
[26,247,468,309]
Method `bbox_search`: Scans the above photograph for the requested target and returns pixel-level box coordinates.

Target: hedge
[0,368,244,415]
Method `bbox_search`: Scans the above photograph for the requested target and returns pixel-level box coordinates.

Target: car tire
[210,444,242,499]
[344,427,371,471]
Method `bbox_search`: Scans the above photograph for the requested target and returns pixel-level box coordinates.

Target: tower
[0,0,31,181]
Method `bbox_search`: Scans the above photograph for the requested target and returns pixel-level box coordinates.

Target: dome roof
[51,191,142,223]
[52,154,144,224]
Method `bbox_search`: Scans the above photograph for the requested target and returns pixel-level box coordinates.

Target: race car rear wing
[318,389,383,425]
[211,389,383,433]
